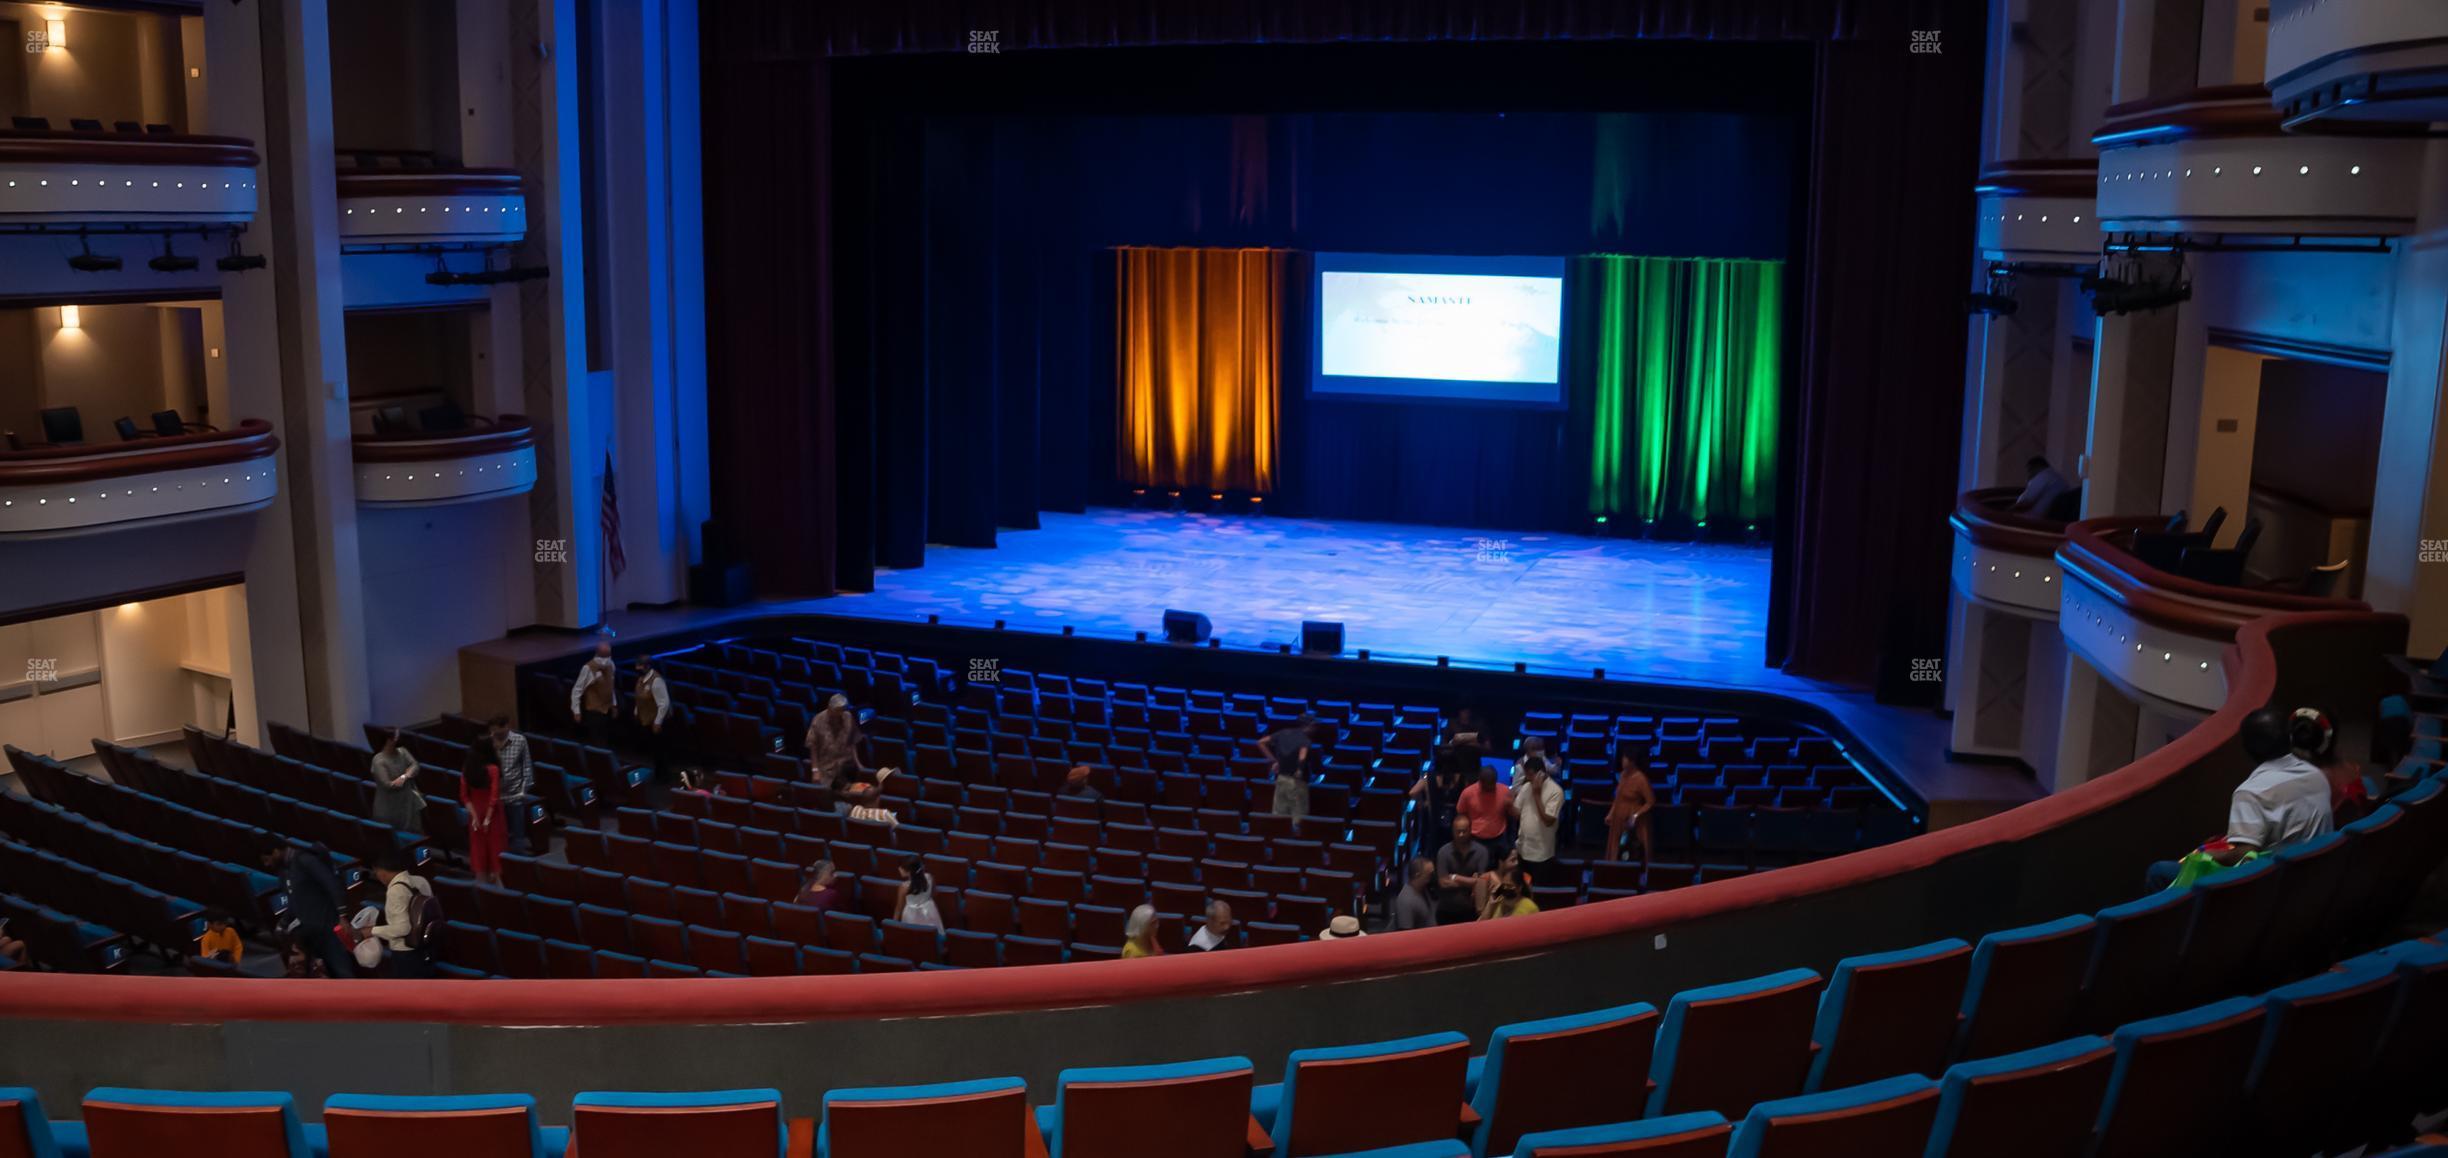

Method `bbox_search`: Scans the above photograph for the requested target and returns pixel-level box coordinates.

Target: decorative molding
[353,419,538,507]
[0,132,259,225]
[337,168,528,248]
[2091,89,2423,238]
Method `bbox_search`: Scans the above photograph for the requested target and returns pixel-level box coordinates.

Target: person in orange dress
[1604,747,1657,862]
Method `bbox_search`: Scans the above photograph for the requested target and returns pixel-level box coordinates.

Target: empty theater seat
[321,1093,563,1158]
[0,1088,69,1158]
[2087,996,2268,1158]
[2243,966,2404,1155]
[1724,1074,1938,1157]
[1249,1031,1471,1158]
[1953,914,2096,1062]
[79,1088,312,1158]
[819,1077,1039,1158]
[2075,888,2195,1034]
[1034,1056,1261,1158]
[1509,1112,1733,1157]
[1922,1035,2116,1158]
[1645,968,1823,1119]
[570,1089,799,1158]
[1465,1002,1661,1158]
[1803,938,1970,1090]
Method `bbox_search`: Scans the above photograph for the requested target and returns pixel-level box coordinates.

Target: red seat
[881,920,943,965]
[322,1093,544,1158]
[822,1077,1039,1158]
[570,1091,798,1158]
[2089,997,2267,1158]
[962,891,1018,935]
[824,912,878,954]
[1256,1031,1470,1157]
[1470,1002,1662,1157]
[78,1090,307,1158]
[1041,1056,1257,1158]
[1728,1074,1939,1156]
[1647,969,1823,1119]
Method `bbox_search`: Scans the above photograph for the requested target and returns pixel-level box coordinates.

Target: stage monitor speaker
[1162,609,1212,644]
[1301,620,1343,655]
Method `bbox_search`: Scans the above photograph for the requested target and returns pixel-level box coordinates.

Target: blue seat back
[2090,997,2267,1158]
[1728,1074,1937,1157]
[1923,1035,2114,1158]
[1469,1002,1659,1157]
[1805,939,1969,1090]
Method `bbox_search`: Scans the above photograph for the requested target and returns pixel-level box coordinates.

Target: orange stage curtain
[1116,247,1285,494]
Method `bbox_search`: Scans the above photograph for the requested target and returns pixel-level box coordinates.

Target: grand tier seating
[0,930,2440,1156]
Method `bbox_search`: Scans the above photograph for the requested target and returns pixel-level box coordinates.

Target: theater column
[206,0,372,742]
[2367,143,2448,658]
[589,0,710,607]
[504,0,601,629]
[2050,654,2139,792]
[2078,267,2195,519]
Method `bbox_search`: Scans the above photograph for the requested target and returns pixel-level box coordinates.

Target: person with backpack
[364,850,439,978]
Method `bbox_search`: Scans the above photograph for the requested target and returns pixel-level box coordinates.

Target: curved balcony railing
[337,166,527,249]
[2267,0,2448,128]
[2056,515,2366,711]
[352,417,537,506]
[0,130,259,225]
[1949,487,2068,617]
[2090,85,2421,238]
[1973,159,2098,265]
[0,419,278,536]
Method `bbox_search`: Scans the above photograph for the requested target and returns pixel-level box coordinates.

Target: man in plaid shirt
[489,716,536,855]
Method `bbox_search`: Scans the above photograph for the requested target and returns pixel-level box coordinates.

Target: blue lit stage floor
[823,509,1816,693]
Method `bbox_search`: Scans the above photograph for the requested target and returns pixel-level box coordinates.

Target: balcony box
[1974,160,2098,266]
[353,418,537,507]
[2267,0,2448,128]
[0,420,277,537]
[0,129,258,227]
[1950,488,2067,618]
[2092,85,2422,240]
[338,168,527,250]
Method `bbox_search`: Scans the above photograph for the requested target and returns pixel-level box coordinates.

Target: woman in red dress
[461,740,507,885]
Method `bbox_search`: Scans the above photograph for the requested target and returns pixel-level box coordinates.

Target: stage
[825,509,1808,693]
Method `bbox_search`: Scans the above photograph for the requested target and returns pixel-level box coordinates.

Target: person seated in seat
[0,918,26,968]
[1121,904,1164,958]
[1434,817,1489,925]
[196,910,243,965]
[1060,763,1103,805]
[796,860,845,915]
[2010,455,2074,515]
[1477,864,1538,921]
[2145,707,2334,890]
[1188,899,1234,951]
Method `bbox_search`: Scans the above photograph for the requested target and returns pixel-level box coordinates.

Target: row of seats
[95,736,420,867]
[0,406,197,451]
[7,747,339,882]
[0,836,204,961]
[394,714,654,806]
[0,791,285,928]
[5,116,178,135]
[0,890,129,974]
[12,935,2443,1157]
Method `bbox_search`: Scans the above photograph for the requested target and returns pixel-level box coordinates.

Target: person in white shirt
[1511,754,1565,877]
[2145,708,2335,890]
[569,641,619,748]
[632,654,672,781]
[1188,899,1234,951]
[2011,455,2076,517]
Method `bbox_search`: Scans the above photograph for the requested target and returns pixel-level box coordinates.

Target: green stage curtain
[1116,246,1286,493]
[1576,255,1782,530]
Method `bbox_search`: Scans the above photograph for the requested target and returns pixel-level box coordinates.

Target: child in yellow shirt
[197,911,243,965]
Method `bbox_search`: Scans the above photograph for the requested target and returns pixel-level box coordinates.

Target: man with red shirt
[1454,763,1515,859]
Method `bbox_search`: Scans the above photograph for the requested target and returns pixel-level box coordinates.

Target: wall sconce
[58,304,80,331]
[45,16,65,50]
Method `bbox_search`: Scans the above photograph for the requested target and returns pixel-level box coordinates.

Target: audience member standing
[1388,857,1437,932]
[1410,750,1468,856]
[1512,755,1564,879]
[895,854,942,930]
[1455,764,1515,859]
[1121,904,1165,958]
[364,851,437,978]
[805,695,865,787]
[368,728,425,836]
[632,655,672,781]
[1434,817,1489,924]
[489,717,535,854]
[569,641,619,748]
[461,739,507,886]
[261,841,352,978]
[1604,748,1658,862]
[1257,714,1315,820]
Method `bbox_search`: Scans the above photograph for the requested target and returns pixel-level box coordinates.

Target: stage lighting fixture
[216,253,266,272]
[2081,256,2190,316]
[66,238,120,272]
[1968,268,2018,317]
[148,237,197,273]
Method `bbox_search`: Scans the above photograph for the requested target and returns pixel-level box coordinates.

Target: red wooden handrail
[0,130,260,168]
[2057,515,2365,639]
[1950,487,2069,557]
[0,420,277,485]
[351,417,535,464]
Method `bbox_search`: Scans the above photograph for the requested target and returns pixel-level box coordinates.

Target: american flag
[601,451,627,579]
